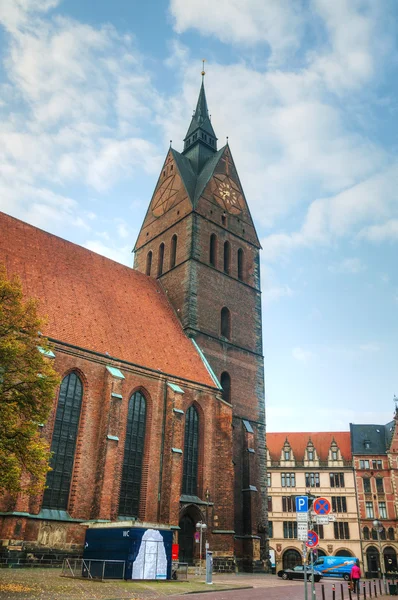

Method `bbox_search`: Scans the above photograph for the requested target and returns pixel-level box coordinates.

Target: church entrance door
[178,515,195,564]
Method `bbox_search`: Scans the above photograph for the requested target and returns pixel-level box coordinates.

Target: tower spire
[182,64,218,173]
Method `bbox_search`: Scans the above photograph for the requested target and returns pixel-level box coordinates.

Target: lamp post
[373,519,386,589]
[196,521,207,576]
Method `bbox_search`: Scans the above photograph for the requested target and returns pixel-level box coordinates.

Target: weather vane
[201,58,206,79]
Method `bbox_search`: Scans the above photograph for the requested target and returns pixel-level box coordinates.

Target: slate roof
[184,81,217,141]
[267,432,352,462]
[0,211,215,388]
[350,422,395,455]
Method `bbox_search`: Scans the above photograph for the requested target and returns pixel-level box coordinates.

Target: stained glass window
[182,405,199,495]
[42,372,83,510]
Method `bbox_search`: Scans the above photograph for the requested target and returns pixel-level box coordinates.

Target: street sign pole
[303,542,308,600]
[310,549,315,599]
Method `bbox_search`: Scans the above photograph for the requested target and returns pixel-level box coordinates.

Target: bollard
[332,583,336,600]
[373,580,377,598]
[378,579,382,595]
[363,581,366,600]
[321,583,326,600]
[341,582,344,600]
[348,582,353,600]
[368,580,372,598]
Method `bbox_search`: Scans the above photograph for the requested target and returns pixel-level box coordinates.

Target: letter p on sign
[295,496,309,513]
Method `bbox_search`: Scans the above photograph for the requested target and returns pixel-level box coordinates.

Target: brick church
[0,77,267,571]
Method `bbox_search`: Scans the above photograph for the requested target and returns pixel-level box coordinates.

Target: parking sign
[295,496,308,513]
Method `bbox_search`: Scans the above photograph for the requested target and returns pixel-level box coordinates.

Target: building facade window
[267,497,273,512]
[373,460,383,469]
[376,477,384,493]
[334,522,350,540]
[281,473,296,487]
[305,472,320,488]
[118,391,147,517]
[220,307,231,339]
[182,405,199,495]
[282,496,296,512]
[284,450,291,460]
[146,251,152,276]
[308,450,314,461]
[332,450,338,460]
[388,528,395,540]
[363,527,370,540]
[42,372,83,510]
[365,501,374,519]
[220,371,231,403]
[267,472,272,487]
[223,241,231,274]
[363,478,371,493]
[283,521,297,539]
[360,460,370,469]
[170,234,177,268]
[330,473,345,488]
[313,524,324,539]
[237,248,244,281]
[157,242,165,276]
[332,496,347,513]
[379,502,387,519]
[209,234,217,267]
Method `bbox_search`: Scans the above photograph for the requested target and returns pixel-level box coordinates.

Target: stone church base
[234,535,266,573]
[213,556,236,573]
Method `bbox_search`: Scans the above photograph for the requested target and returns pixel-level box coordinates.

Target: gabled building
[351,409,398,576]
[0,76,267,571]
[267,432,361,572]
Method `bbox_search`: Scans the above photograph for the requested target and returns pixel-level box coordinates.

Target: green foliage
[0,264,60,495]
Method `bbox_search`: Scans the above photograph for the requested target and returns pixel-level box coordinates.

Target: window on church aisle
[220,307,231,339]
[223,241,231,274]
[170,235,177,269]
[158,243,165,276]
[237,248,244,280]
[209,234,217,267]
[146,251,152,276]
[220,372,231,403]
[182,405,199,495]
[118,391,147,517]
[42,372,83,510]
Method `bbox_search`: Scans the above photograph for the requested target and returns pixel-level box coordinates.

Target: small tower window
[209,234,217,267]
[146,251,152,276]
[224,241,231,274]
[158,243,165,277]
[220,372,231,403]
[170,235,177,269]
[222,214,227,226]
[237,248,244,280]
[221,307,231,339]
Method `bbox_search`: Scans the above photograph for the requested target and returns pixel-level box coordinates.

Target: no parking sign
[306,530,319,548]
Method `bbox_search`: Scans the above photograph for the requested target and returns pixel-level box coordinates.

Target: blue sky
[0,0,397,432]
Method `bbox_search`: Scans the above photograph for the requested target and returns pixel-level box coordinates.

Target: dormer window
[332,450,338,460]
[364,440,371,449]
[284,450,290,460]
[308,450,314,461]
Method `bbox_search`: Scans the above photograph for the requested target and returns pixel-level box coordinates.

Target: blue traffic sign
[313,497,331,515]
[306,530,319,548]
[295,496,308,513]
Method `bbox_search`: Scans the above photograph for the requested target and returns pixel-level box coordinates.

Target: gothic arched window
[158,243,165,276]
[363,527,370,540]
[220,372,231,403]
[182,405,199,495]
[118,391,147,517]
[210,234,217,267]
[388,528,395,540]
[42,372,83,510]
[170,235,177,269]
[221,307,231,339]
[224,241,231,274]
[146,251,152,276]
[237,248,244,281]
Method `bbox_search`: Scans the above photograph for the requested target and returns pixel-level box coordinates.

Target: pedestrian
[350,560,361,593]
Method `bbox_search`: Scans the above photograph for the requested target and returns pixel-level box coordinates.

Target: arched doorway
[317,549,327,557]
[366,546,380,577]
[336,549,353,557]
[178,515,196,564]
[384,547,397,572]
[283,549,302,570]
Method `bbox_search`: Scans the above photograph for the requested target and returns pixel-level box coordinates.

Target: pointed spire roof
[184,81,217,140]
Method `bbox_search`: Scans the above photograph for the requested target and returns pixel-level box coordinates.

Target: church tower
[134,74,267,570]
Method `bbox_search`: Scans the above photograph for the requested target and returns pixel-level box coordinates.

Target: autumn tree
[0,264,60,495]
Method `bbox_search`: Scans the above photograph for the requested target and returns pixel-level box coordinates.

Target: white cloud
[358,219,398,243]
[292,347,314,363]
[359,343,380,353]
[84,240,132,267]
[261,263,294,305]
[0,0,163,232]
[328,257,366,274]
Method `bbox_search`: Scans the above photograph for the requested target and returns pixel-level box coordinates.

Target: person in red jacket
[350,560,361,593]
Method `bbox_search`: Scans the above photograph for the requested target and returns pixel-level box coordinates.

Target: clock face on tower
[211,175,244,215]
[151,172,181,217]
